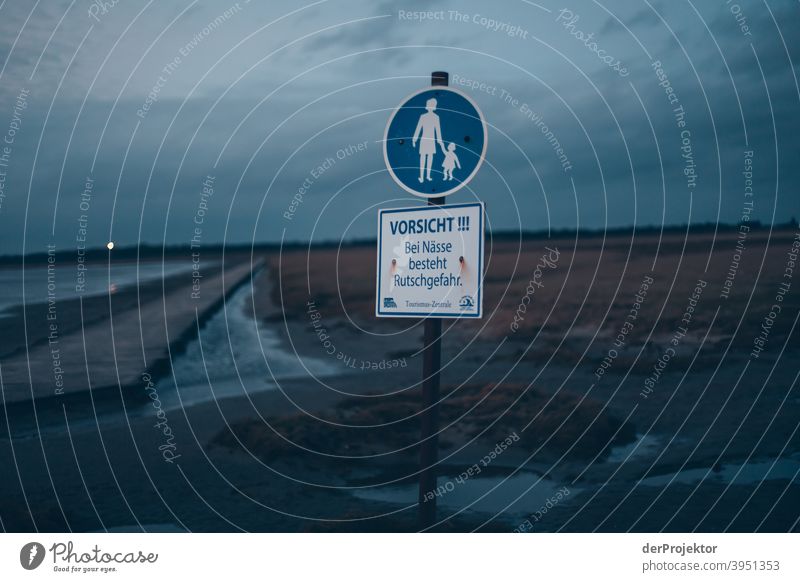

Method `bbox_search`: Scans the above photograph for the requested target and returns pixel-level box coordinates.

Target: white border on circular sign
[383,85,488,199]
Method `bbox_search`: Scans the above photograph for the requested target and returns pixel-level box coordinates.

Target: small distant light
[107,241,114,250]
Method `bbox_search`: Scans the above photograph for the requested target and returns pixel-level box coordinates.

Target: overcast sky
[0,0,797,253]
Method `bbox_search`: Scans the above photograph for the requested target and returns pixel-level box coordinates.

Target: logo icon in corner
[459,295,475,310]
[384,297,397,309]
[20,542,46,570]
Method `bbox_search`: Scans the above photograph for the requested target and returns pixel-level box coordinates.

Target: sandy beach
[0,228,798,532]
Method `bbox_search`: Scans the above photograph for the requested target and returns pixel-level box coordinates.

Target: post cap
[431,71,449,86]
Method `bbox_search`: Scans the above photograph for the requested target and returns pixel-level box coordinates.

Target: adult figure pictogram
[412,98,446,183]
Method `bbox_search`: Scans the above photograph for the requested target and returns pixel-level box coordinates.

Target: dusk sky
[0,0,798,253]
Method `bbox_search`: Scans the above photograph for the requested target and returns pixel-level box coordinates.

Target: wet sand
[0,253,258,404]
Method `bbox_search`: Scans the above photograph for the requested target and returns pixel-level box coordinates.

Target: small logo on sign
[20,542,46,570]
[384,297,398,308]
[459,295,475,310]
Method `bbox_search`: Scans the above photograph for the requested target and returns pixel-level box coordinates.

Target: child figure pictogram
[442,142,461,181]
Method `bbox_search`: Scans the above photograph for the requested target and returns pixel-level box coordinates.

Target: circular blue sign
[383,86,487,198]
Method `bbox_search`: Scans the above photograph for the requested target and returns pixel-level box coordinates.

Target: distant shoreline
[1,220,796,265]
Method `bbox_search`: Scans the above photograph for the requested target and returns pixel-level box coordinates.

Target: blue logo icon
[384,86,487,198]
[459,295,475,310]
[384,297,398,308]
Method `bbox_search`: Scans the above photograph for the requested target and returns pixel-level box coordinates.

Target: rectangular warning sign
[376,202,484,318]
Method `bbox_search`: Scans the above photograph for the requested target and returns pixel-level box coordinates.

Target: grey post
[418,70,448,530]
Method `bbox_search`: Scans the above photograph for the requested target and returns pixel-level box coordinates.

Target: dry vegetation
[255,228,799,347]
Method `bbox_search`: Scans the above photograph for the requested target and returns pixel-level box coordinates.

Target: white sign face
[376,202,484,318]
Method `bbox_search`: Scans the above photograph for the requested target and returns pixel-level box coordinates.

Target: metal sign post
[420,70,447,530]
[379,70,487,530]
[419,269,443,529]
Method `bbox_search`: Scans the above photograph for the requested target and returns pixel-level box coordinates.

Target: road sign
[383,86,487,198]
[376,202,484,318]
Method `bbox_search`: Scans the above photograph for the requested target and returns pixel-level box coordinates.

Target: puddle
[155,280,338,411]
[353,471,578,516]
[639,457,800,487]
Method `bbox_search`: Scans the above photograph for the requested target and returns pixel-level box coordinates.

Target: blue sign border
[375,202,484,318]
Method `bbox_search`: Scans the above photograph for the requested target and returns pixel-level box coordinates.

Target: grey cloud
[0,0,798,254]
